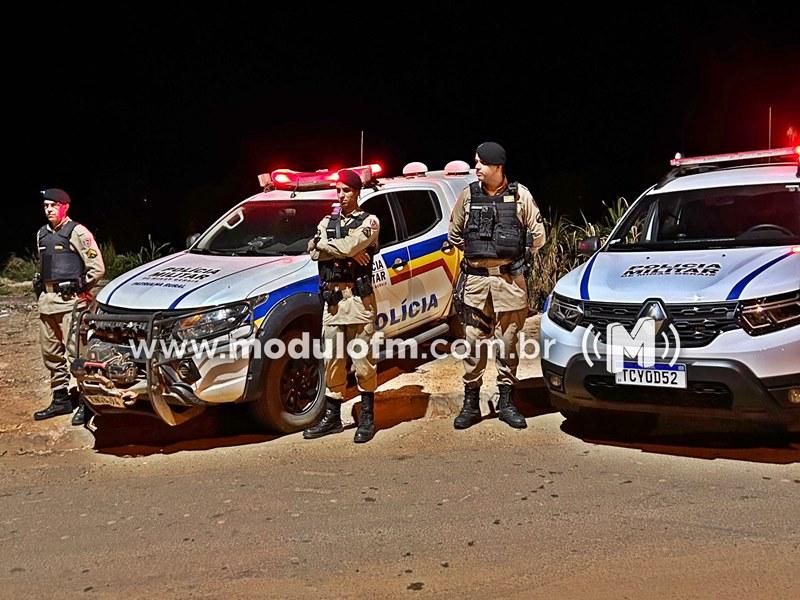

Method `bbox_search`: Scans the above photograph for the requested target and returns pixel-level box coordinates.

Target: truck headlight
[547,293,584,331]
[176,303,251,341]
[738,291,800,336]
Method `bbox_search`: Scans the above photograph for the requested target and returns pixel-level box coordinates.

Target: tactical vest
[317,211,376,284]
[463,182,526,260]
[38,221,84,282]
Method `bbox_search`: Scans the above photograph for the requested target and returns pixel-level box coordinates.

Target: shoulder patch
[362,227,372,239]
[86,248,98,258]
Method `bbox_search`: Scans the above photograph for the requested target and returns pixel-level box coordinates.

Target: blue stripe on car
[255,275,320,320]
[408,234,447,260]
[579,253,599,300]
[726,250,796,300]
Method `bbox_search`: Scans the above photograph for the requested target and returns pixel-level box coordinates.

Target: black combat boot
[303,396,343,439]
[33,388,73,421]
[453,386,482,429]
[354,392,375,444]
[497,384,527,429]
[71,400,88,426]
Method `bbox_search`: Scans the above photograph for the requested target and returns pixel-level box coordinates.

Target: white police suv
[541,146,800,432]
[72,161,474,431]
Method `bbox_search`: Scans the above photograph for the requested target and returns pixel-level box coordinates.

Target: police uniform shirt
[37,217,105,315]
[448,181,546,313]
[311,210,380,326]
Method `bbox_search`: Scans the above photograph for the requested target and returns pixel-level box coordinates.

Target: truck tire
[250,328,325,433]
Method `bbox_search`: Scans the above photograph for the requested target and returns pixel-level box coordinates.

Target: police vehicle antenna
[360,130,364,165]
[768,106,772,150]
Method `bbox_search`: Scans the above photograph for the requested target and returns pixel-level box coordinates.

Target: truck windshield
[607,184,800,251]
[192,200,335,256]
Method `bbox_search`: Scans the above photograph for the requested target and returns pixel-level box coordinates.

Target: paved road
[2,410,798,599]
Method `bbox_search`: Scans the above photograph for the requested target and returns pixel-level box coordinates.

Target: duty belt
[320,276,374,305]
[43,281,79,293]
[460,257,526,277]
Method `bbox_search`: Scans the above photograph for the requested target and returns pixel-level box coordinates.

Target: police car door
[359,192,413,338]
[392,187,456,327]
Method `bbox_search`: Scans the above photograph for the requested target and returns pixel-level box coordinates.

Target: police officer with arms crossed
[304,169,381,443]
[32,188,105,425]
[448,142,546,429]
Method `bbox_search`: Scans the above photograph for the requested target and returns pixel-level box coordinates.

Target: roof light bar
[266,163,383,191]
[670,147,798,167]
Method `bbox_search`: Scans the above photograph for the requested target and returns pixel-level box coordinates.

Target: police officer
[32,188,105,424]
[448,142,546,429]
[304,169,381,443]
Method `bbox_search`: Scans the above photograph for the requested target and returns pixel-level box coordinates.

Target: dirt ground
[0,285,543,455]
[0,285,94,453]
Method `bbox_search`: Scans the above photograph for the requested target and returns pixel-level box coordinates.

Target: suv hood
[556,246,799,303]
[97,252,312,310]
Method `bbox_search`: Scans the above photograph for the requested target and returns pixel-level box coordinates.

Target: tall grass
[528,198,629,311]
[1,235,173,283]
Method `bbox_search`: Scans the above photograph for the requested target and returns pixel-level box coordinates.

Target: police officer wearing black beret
[304,170,382,443]
[33,188,105,424]
[448,143,546,429]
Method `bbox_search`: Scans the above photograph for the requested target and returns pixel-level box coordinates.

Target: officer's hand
[352,250,370,266]
[307,237,318,253]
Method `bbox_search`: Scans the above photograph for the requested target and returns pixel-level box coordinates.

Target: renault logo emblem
[638,300,669,336]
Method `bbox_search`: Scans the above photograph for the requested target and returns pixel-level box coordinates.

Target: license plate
[615,362,687,389]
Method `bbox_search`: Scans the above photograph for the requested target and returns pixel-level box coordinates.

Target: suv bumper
[542,357,800,432]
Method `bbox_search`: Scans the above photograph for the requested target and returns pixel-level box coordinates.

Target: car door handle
[391,257,407,270]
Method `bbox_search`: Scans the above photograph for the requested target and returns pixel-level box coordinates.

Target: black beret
[476,142,507,166]
[336,169,363,190]
[41,188,71,204]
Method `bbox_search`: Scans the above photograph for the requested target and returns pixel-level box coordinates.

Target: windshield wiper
[213,248,286,257]
[189,248,226,255]
[607,242,655,251]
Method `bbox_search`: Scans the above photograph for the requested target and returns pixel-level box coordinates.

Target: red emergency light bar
[264,163,382,191]
[670,146,799,167]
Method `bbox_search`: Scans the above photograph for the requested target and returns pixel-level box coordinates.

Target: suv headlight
[547,293,584,331]
[738,291,800,336]
[175,303,251,341]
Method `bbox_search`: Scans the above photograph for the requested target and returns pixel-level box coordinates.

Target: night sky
[10,4,799,261]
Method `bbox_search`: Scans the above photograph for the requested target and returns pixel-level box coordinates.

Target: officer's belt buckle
[487,266,502,276]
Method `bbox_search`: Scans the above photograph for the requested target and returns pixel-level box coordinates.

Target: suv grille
[581,300,739,348]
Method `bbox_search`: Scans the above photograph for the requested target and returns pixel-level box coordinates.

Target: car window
[195,200,333,256]
[608,184,800,250]
[360,194,399,248]
[394,190,441,239]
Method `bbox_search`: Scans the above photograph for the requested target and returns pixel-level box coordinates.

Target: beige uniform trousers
[462,291,527,388]
[322,321,377,400]
[39,301,82,391]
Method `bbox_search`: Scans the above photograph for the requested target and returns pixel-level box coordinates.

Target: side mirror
[577,236,599,256]
[186,233,201,249]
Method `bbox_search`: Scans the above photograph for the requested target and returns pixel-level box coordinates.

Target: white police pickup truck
[541,147,800,432]
[72,161,474,431]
